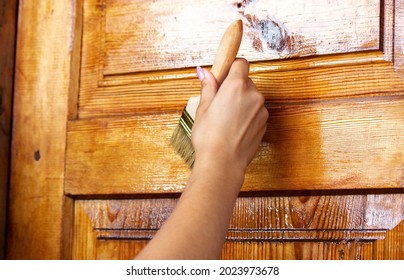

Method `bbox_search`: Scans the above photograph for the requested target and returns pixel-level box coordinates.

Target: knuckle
[251,89,265,106]
[229,58,249,78]
[257,92,265,105]
[235,58,249,68]
[263,108,269,120]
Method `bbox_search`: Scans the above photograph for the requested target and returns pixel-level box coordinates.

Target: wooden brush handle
[186,20,243,119]
[211,19,243,86]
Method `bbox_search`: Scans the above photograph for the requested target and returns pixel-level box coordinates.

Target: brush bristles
[170,122,195,168]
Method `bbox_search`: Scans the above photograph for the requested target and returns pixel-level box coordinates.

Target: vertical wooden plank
[7,0,78,259]
[68,0,82,120]
[0,0,17,260]
[395,0,404,76]
[382,0,394,61]
[72,202,97,260]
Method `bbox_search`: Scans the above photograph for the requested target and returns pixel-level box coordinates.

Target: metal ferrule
[179,107,194,138]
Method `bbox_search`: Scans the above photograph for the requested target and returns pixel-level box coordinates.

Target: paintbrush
[170,19,243,167]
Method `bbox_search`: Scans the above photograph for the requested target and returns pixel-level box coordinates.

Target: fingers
[195,67,218,120]
[198,58,249,113]
[191,57,268,171]
[226,58,250,79]
[218,58,252,100]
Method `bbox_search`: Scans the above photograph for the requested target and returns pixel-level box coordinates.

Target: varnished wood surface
[78,0,403,120]
[395,0,404,77]
[8,0,404,260]
[97,0,380,74]
[90,229,404,260]
[0,0,17,260]
[79,51,404,119]
[81,227,404,259]
[73,195,404,259]
[66,96,403,195]
[6,0,79,259]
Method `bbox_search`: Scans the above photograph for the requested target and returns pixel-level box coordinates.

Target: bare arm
[135,58,268,259]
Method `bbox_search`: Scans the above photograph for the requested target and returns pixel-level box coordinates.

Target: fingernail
[196,66,205,81]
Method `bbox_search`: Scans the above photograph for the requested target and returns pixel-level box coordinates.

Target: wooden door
[7,0,404,259]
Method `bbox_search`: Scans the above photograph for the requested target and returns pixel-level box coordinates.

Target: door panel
[73,195,404,259]
[79,0,387,119]
[66,96,404,194]
[100,0,380,74]
[66,0,404,195]
[8,0,404,260]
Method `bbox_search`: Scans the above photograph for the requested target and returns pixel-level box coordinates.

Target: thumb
[196,66,218,117]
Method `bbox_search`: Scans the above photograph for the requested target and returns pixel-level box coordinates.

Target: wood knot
[236,5,288,52]
[34,150,41,161]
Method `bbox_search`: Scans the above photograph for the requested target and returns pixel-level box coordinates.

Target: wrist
[190,155,245,196]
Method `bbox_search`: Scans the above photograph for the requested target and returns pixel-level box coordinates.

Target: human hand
[192,58,268,175]
[137,59,267,260]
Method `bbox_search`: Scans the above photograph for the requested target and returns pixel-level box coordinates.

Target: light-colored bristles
[170,124,195,168]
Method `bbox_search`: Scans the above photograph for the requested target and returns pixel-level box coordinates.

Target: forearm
[135,161,244,259]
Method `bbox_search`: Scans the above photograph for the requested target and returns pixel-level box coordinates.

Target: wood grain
[73,195,404,259]
[395,0,404,76]
[8,0,404,260]
[79,0,391,119]
[68,0,83,120]
[92,239,375,260]
[100,0,379,74]
[66,96,403,195]
[7,0,79,259]
[0,0,17,260]
[87,228,404,259]
[78,51,404,119]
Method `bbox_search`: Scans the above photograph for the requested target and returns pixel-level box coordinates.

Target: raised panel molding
[73,193,404,259]
[78,0,402,119]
